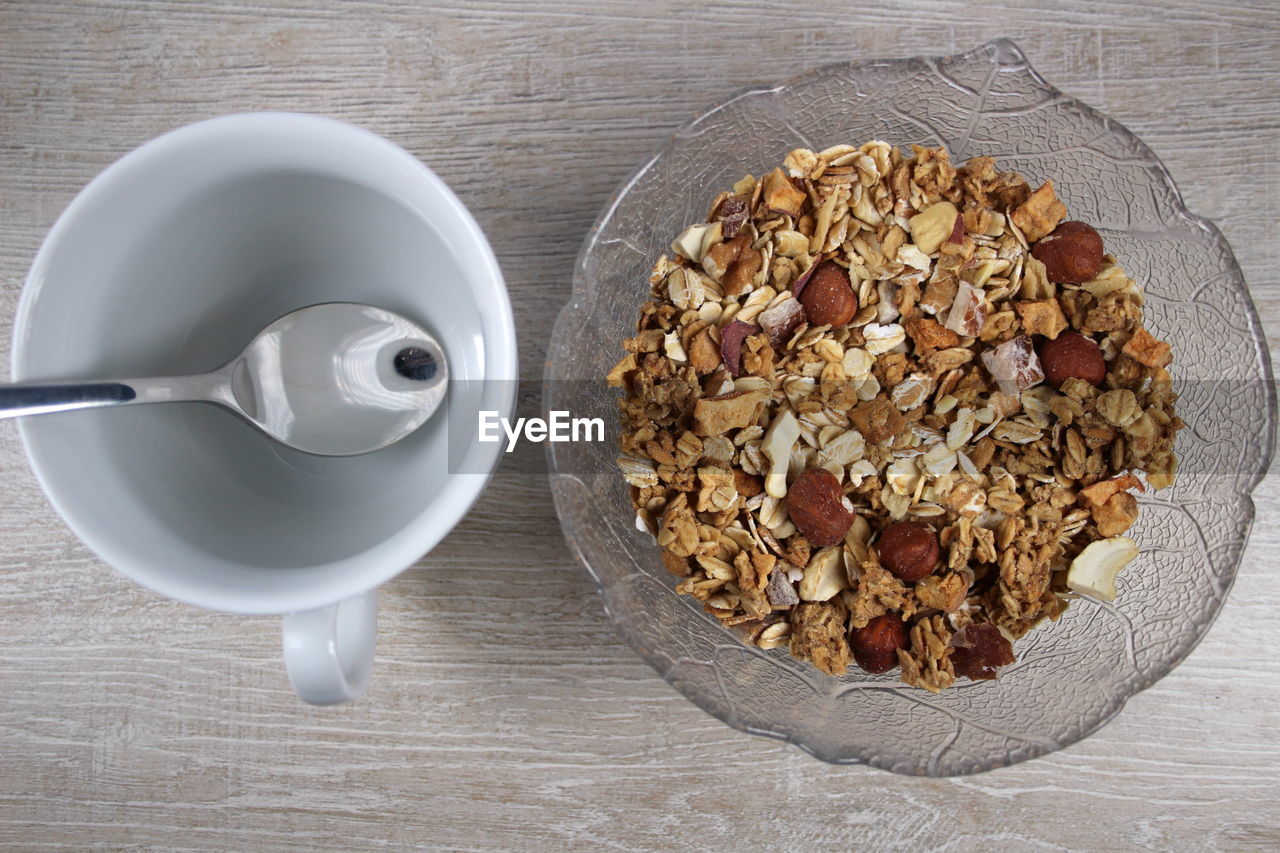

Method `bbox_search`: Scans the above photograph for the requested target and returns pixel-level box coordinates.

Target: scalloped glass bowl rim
[545,38,1276,774]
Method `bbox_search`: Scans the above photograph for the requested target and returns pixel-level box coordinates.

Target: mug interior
[13,114,514,613]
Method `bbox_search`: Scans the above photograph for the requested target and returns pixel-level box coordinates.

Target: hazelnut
[1039,330,1106,388]
[785,467,854,547]
[797,261,858,327]
[850,613,908,674]
[1030,221,1104,284]
[876,520,939,582]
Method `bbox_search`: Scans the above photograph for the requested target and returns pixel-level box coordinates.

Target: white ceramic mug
[11,113,516,703]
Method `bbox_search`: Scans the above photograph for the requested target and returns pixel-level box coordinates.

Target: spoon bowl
[0,302,448,456]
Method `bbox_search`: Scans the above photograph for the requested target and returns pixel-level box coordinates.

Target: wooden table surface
[2,2,1277,850]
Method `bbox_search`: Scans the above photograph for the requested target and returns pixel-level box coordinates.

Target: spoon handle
[0,382,140,419]
[0,372,233,421]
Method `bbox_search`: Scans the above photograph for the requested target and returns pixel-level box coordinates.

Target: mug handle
[282,590,378,704]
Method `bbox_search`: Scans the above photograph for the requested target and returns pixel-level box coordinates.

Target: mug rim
[11,111,518,614]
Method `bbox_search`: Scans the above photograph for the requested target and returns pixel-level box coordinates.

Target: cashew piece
[761,408,800,498]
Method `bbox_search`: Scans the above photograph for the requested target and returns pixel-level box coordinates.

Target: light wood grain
[2,1,1278,850]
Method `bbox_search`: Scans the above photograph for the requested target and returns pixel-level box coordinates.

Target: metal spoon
[0,303,448,456]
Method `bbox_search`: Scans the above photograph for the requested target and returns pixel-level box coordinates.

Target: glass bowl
[545,39,1275,775]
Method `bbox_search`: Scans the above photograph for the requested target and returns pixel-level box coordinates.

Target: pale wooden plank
[1,1,1278,850]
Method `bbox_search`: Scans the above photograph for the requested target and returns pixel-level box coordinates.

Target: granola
[609,142,1181,691]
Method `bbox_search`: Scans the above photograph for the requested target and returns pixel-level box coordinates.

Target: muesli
[608,142,1180,691]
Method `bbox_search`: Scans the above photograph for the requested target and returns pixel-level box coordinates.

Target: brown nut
[851,613,908,674]
[877,521,939,582]
[949,623,1015,680]
[786,467,854,547]
[1030,221,1104,284]
[1039,330,1106,388]
[797,261,858,327]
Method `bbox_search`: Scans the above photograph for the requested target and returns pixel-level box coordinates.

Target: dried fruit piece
[1011,181,1068,243]
[1031,221,1103,283]
[1039,330,1105,388]
[1121,326,1173,368]
[877,521,939,582]
[766,568,799,607]
[1079,473,1144,507]
[786,467,855,547]
[723,244,764,297]
[797,261,858,327]
[719,319,759,377]
[757,296,807,348]
[981,335,1044,396]
[687,327,721,374]
[949,623,1014,680]
[703,233,763,296]
[1014,299,1067,339]
[691,389,766,436]
[918,276,958,316]
[944,280,987,337]
[851,614,908,674]
[762,167,806,217]
[1067,536,1138,601]
[904,316,960,351]
[908,201,960,255]
[702,233,746,281]
[715,196,749,239]
[1092,492,1139,537]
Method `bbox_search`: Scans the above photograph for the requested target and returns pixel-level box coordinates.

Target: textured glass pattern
[544,40,1275,775]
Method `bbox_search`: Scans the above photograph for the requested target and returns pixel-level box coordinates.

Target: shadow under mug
[11,113,517,703]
